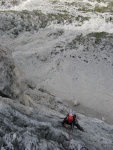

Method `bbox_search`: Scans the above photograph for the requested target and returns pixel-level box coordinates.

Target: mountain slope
[0,0,113,150]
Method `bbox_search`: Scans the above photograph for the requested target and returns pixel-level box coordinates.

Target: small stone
[102,117,106,121]
[74,100,79,106]
[71,98,79,106]
[13,133,17,141]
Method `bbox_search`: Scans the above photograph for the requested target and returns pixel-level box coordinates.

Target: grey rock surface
[0,0,113,149]
[0,45,24,101]
[0,96,113,150]
[0,11,49,37]
[0,0,27,9]
[0,48,113,149]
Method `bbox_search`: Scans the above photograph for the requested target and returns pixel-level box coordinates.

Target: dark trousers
[74,123,84,131]
[62,119,84,131]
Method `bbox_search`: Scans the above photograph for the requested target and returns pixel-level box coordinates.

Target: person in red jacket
[62,111,84,132]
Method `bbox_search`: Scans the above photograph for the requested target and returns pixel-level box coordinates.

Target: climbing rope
[60,121,89,150]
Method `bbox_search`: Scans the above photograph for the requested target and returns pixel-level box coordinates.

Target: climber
[62,110,84,132]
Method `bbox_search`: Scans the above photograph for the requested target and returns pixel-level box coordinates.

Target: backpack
[68,115,74,123]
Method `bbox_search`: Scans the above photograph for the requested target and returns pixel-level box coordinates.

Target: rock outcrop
[0,0,27,9]
[0,45,24,101]
[0,10,48,37]
[0,95,113,150]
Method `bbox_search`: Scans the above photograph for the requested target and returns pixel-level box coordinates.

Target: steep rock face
[0,1,113,149]
[0,96,113,150]
[0,45,24,101]
[0,48,113,150]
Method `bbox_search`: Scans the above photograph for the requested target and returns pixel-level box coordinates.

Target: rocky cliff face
[0,47,113,150]
[0,0,113,150]
[0,45,25,101]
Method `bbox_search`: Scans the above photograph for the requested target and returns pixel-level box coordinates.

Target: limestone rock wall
[0,45,24,101]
